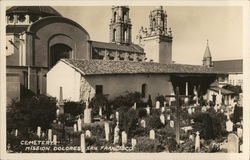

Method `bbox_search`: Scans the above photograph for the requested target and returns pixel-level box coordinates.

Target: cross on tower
[165,86,191,145]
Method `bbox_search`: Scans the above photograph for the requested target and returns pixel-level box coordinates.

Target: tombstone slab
[149,129,155,140]
[156,101,160,109]
[227,133,239,153]
[80,134,86,153]
[122,131,127,146]
[104,122,110,141]
[85,130,91,137]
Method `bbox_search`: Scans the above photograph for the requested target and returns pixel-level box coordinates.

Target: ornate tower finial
[203,39,213,67]
[109,6,132,45]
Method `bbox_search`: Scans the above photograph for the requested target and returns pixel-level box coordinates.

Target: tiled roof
[213,59,242,73]
[90,41,144,53]
[61,59,226,76]
[7,6,62,16]
[6,25,29,34]
[209,87,235,95]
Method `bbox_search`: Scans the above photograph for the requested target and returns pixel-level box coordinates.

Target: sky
[54,6,243,65]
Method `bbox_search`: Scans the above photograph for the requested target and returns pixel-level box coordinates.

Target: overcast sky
[54,6,242,65]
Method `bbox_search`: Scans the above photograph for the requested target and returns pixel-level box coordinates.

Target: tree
[7,94,57,133]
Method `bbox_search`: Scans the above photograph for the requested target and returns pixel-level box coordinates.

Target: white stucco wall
[80,74,174,104]
[47,61,81,101]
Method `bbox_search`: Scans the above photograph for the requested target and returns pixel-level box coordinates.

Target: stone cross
[15,129,18,137]
[160,114,165,125]
[53,135,57,145]
[227,133,239,153]
[85,130,91,137]
[48,129,52,141]
[113,124,120,144]
[80,133,86,153]
[131,138,137,148]
[156,101,160,109]
[149,129,155,140]
[104,122,110,141]
[77,117,82,131]
[73,123,77,132]
[140,119,146,128]
[146,106,150,115]
[37,126,41,138]
[226,119,233,132]
[195,131,200,152]
[122,131,128,146]
[84,101,92,123]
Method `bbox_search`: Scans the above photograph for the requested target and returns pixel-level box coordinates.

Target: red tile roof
[61,59,226,76]
[213,59,242,73]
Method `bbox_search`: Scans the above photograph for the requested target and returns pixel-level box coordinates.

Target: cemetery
[6,84,243,153]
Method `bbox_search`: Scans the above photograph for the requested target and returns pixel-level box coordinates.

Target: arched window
[123,29,127,42]
[49,43,72,68]
[113,29,116,41]
[123,12,127,21]
[141,83,147,98]
[114,12,117,22]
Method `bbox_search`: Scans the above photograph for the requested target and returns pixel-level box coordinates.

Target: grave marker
[99,106,103,116]
[226,119,233,132]
[146,106,150,115]
[104,122,110,141]
[53,135,57,145]
[48,129,52,141]
[140,119,146,128]
[84,101,92,123]
[160,114,165,125]
[77,117,82,132]
[195,131,200,152]
[80,133,86,153]
[131,138,137,148]
[122,131,127,146]
[37,126,41,138]
[149,129,155,140]
[85,130,91,137]
[156,101,160,109]
[73,123,77,132]
[15,129,18,137]
[227,133,239,153]
[113,124,120,144]
[237,127,243,138]
[170,120,174,128]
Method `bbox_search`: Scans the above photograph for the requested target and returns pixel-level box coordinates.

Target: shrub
[155,95,167,106]
[7,94,57,132]
[133,137,164,152]
[89,94,109,117]
[64,101,85,117]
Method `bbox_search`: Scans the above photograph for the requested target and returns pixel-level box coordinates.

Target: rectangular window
[96,85,103,95]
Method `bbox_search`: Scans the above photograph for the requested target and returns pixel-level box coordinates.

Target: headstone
[42,132,45,138]
[195,131,200,152]
[133,102,137,110]
[113,124,120,144]
[73,123,77,132]
[48,129,52,141]
[77,118,82,132]
[189,134,194,141]
[104,122,110,141]
[140,119,146,128]
[226,120,233,132]
[80,133,86,153]
[149,129,155,140]
[53,135,57,145]
[122,131,127,146]
[163,101,167,108]
[220,109,224,113]
[84,108,92,123]
[56,108,60,117]
[192,107,195,113]
[131,138,137,148]
[160,114,165,125]
[85,130,91,137]
[167,114,171,120]
[99,106,103,116]
[161,107,165,113]
[15,129,18,137]
[188,107,192,115]
[237,127,243,138]
[170,120,174,128]
[115,111,119,120]
[146,106,150,115]
[214,105,218,112]
[156,101,160,109]
[37,126,41,138]
[201,106,207,113]
[227,133,239,153]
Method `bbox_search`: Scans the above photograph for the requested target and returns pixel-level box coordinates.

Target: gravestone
[146,106,150,115]
[73,123,77,132]
[15,129,18,137]
[156,101,160,109]
[42,132,45,138]
[164,101,167,108]
[113,124,120,144]
[116,111,119,120]
[104,122,110,141]
[170,120,174,128]
[140,119,146,128]
[160,114,165,125]
[84,104,92,123]
[131,138,137,148]
[37,126,41,138]
[201,106,207,113]
[133,102,137,110]
[195,131,200,152]
[48,129,52,141]
[189,134,194,141]
[226,120,233,132]
[192,107,195,113]
[161,107,165,113]
[227,133,239,153]
[149,129,155,140]
[77,118,82,132]
[214,105,218,112]
[220,109,224,113]
[56,109,60,118]
[99,106,103,116]
[85,130,91,137]
[188,107,192,115]
[80,133,86,153]
[53,135,57,145]
[167,114,171,120]
[122,131,127,146]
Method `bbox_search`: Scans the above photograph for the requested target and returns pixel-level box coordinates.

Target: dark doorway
[49,44,72,68]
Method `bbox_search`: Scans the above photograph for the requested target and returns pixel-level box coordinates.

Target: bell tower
[202,40,213,67]
[138,6,173,64]
[110,6,132,45]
